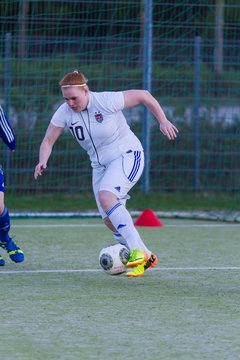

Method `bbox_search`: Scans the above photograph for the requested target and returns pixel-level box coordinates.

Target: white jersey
[51,91,143,168]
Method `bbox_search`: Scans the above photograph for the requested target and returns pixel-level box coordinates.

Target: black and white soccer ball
[99,244,130,275]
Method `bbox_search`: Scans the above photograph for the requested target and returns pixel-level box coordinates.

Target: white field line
[12,223,240,228]
[5,224,238,274]
[1,267,240,275]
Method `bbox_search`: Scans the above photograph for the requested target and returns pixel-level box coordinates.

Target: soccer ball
[99,244,130,275]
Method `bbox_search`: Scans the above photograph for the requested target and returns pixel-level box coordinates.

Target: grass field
[0,218,240,360]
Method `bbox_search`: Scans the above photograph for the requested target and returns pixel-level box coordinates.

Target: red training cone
[134,209,164,227]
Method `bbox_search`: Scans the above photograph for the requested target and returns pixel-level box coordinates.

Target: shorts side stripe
[128,151,141,182]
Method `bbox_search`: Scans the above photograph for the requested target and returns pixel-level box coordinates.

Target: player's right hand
[34,163,47,180]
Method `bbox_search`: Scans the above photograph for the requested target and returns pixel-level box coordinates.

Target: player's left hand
[160,120,178,140]
[34,163,47,180]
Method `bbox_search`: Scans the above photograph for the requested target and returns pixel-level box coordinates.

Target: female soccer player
[0,105,24,266]
[34,70,178,277]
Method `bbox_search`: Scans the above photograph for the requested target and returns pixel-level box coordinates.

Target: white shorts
[92,150,144,218]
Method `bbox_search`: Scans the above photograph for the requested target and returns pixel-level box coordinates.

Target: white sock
[106,202,151,256]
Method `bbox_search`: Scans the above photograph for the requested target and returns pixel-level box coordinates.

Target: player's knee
[98,190,109,209]
[0,192,4,214]
[98,190,117,210]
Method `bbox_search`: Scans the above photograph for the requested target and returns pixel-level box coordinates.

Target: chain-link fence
[0,0,239,194]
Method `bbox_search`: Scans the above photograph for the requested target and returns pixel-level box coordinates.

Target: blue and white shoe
[0,237,24,263]
[0,254,5,266]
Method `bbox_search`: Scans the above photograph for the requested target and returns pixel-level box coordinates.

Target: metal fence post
[142,0,152,194]
[193,36,201,190]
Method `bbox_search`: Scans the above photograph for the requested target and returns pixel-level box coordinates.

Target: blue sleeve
[0,106,16,151]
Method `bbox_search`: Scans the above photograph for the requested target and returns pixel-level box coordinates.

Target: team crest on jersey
[94,112,103,123]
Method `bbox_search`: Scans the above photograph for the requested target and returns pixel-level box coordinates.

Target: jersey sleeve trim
[50,103,68,128]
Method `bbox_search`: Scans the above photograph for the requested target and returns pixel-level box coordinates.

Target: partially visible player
[34,70,178,277]
[0,105,24,266]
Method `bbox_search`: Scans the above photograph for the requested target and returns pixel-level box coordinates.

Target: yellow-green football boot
[126,253,158,277]
[125,249,148,268]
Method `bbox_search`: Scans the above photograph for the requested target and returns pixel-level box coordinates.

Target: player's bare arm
[123,89,178,140]
[34,124,63,179]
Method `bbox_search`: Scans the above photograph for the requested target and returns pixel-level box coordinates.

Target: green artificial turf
[0,218,239,360]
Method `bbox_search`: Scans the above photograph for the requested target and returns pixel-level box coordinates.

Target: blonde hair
[59,70,88,88]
